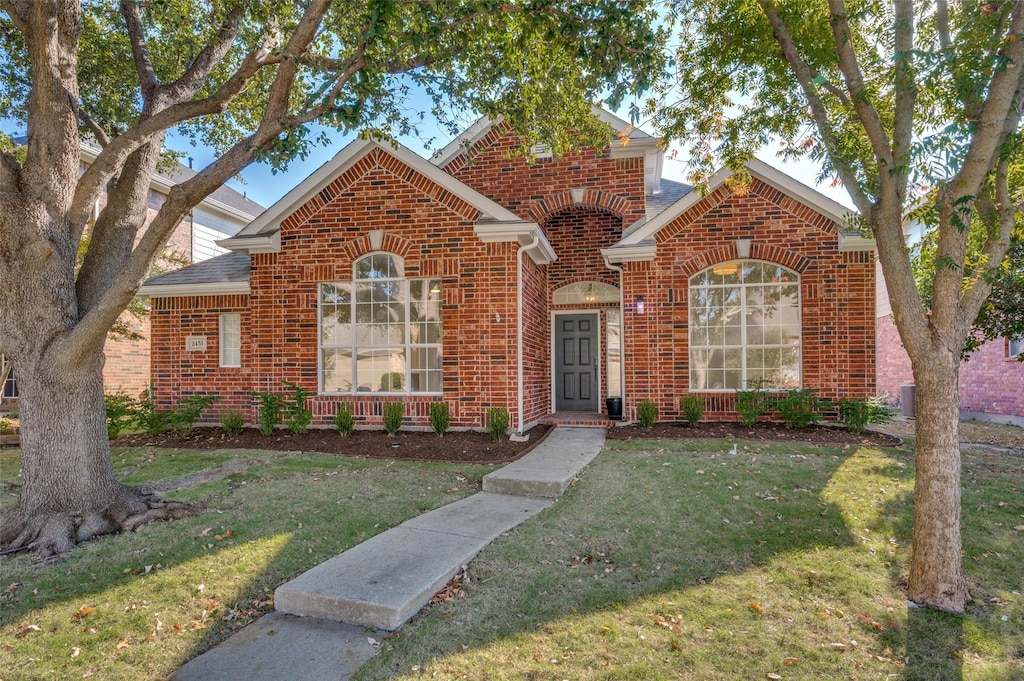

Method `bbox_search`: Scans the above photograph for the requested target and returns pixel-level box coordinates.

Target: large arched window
[688,260,801,391]
[319,253,442,394]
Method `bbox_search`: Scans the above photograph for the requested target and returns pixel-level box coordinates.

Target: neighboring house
[876,266,1024,422]
[0,142,264,409]
[141,112,876,430]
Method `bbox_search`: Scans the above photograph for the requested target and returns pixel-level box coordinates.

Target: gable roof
[604,158,872,263]
[430,108,663,185]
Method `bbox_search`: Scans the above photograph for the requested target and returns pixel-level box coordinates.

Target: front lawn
[357,436,1024,681]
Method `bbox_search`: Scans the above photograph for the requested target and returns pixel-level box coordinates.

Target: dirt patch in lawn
[606,420,904,447]
[113,425,555,464]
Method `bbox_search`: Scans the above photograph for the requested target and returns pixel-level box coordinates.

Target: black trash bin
[606,397,623,421]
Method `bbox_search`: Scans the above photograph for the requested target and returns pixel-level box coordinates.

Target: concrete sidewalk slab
[171,613,381,681]
[482,426,605,497]
[275,493,552,630]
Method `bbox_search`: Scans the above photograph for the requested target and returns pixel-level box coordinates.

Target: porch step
[538,413,614,428]
[483,427,605,498]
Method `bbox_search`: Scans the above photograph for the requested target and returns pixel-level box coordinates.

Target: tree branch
[119,0,158,96]
[757,1,873,214]
[891,0,915,203]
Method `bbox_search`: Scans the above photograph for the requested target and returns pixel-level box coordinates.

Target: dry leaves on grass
[431,565,468,605]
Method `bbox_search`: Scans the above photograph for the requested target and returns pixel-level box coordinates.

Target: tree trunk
[906,350,970,613]
[0,346,194,557]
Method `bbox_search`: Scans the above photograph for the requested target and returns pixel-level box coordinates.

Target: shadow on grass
[0,447,492,680]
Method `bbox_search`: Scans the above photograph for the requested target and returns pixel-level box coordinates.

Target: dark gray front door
[555,314,599,411]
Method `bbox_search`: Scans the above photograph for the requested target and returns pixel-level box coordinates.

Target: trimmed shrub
[636,399,658,427]
[282,381,313,435]
[735,385,769,427]
[137,388,169,435]
[104,390,139,438]
[252,390,283,436]
[777,389,821,429]
[333,403,355,435]
[429,402,450,437]
[839,395,894,434]
[679,394,704,426]
[221,409,245,436]
[486,406,510,441]
[168,393,221,436]
[383,402,404,436]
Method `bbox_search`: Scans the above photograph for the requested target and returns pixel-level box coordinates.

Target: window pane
[220,314,241,367]
[322,348,353,392]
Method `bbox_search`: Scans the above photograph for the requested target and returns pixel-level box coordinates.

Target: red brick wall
[619,179,876,422]
[152,148,530,429]
[876,314,1024,417]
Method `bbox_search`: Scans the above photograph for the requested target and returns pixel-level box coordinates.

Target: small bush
[839,395,895,434]
[679,394,704,426]
[104,390,139,438]
[136,388,169,435]
[429,402,450,437]
[735,382,769,427]
[636,399,658,427]
[333,403,355,435]
[220,409,245,436]
[168,393,222,436]
[252,390,283,436]
[282,381,313,435]
[486,406,510,441]
[777,389,821,429]
[383,402,404,435]
[0,417,10,430]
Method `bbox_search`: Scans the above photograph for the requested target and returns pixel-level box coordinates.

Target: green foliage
[333,403,355,436]
[429,402,450,437]
[252,390,283,436]
[383,402,404,436]
[167,393,221,436]
[281,381,313,435]
[485,406,510,441]
[776,389,821,430]
[136,388,169,435]
[104,391,139,438]
[735,385,769,427]
[636,399,658,427]
[220,409,245,436]
[679,394,704,426]
[0,417,10,430]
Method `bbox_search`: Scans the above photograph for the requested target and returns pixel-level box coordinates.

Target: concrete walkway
[172,426,605,680]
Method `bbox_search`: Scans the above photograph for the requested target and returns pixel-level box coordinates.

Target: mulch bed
[112,425,555,464]
[111,420,902,465]
[606,421,903,447]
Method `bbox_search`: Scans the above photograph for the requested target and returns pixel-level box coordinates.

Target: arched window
[688,260,801,391]
[552,281,619,305]
[319,253,442,394]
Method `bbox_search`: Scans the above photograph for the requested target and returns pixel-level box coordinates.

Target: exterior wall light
[636,295,645,315]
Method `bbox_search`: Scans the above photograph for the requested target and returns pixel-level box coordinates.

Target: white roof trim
[838,233,877,252]
[223,139,526,255]
[474,222,557,265]
[600,243,657,264]
[218,231,281,254]
[619,159,858,247]
[138,280,250,298]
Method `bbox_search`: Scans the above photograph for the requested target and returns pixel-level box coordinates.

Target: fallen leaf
[749,602,763,613]
[173,622,184,631]
[782,657,800,665]
[1014,525,1024,531]
[82,627,97,635]
[830,642,847,651]
[766,674,783,680]
[71,647,81,658]
[367,637,380,647]
[15,624,41,638]
[116,636,132,650]
[670,639,683,651]
[74,606,97,619]
[199,527,212,537]
[82,669,96,678]
[214,529,233,541]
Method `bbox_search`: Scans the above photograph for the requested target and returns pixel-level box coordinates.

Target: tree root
[0,485,198,559]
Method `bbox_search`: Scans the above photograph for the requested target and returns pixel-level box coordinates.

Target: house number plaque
[186,335,207,352]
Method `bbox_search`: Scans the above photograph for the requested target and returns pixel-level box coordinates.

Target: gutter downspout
[516,234,540,434]
[603,255,625,419]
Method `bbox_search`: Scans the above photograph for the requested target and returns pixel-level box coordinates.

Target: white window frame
[1010,337,1022,358]
[688,260,802,391]
[219,313,241,367]
[319,253,442,395]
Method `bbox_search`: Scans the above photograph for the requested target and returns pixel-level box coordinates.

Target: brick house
[876,266,1024,422]
[141,113,877,430]
[0,143,263,409]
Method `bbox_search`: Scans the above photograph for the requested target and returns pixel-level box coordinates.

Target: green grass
[355,438,1024,681]
[0,446,496,681]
